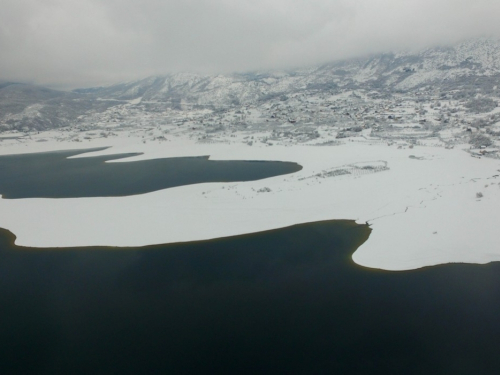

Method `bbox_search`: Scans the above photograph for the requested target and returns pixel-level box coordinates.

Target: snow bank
[0,135,499,271]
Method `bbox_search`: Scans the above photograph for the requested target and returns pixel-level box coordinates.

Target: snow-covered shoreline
[0,134,499,271]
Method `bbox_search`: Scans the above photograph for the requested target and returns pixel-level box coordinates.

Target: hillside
[1,37,500,133]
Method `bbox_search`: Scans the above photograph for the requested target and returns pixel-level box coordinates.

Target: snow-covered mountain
[2,37,500,131]
[0,83,116,131]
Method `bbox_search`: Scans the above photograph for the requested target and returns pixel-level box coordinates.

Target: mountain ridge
[1,37,500,131]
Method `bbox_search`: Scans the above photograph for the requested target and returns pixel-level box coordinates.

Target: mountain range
[2,37,500,131]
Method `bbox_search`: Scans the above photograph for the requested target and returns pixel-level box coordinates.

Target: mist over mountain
[1,38,500,131]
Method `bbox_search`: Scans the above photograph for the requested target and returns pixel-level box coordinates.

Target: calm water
[1,150,500,374]
[1,221,372,374]
[0,148,302,198]
[1,222,500,374]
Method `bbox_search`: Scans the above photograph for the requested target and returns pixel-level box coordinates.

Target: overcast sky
[1,0,500,89]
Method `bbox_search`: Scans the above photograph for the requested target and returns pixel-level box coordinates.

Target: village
[2,84,498,163]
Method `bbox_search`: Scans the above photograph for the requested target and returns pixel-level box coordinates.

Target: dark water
[0,148,302,199]
[1,150,500,374]
[1,221,500,374]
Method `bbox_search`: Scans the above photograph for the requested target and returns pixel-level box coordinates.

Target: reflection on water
[1,221,500,374]
[0,148,302,199]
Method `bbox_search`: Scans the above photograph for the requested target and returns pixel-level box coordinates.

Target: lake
[1,221,500,374]
[0,148,302,199]
[1,150,500,374]
[0,221,373,374]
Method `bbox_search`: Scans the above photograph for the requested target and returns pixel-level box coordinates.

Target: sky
[1,0,500,89]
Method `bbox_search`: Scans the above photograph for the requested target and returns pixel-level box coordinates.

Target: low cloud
[1,0,500,89]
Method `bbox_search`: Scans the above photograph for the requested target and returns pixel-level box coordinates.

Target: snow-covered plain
[0,132,499,272]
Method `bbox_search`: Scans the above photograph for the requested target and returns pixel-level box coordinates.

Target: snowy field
[0,132,499,271]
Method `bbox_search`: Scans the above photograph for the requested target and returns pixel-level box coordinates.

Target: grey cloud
[1,0,500,89]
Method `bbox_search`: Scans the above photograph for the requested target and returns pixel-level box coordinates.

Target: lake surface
[1,221,500,374]
[0,148,302,198]
[1,149,500,374]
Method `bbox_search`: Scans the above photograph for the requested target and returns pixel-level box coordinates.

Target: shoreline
[0,133,499,271]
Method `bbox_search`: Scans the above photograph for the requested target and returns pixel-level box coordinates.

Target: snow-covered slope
[2,37,500,131]
[83,37,500,104]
